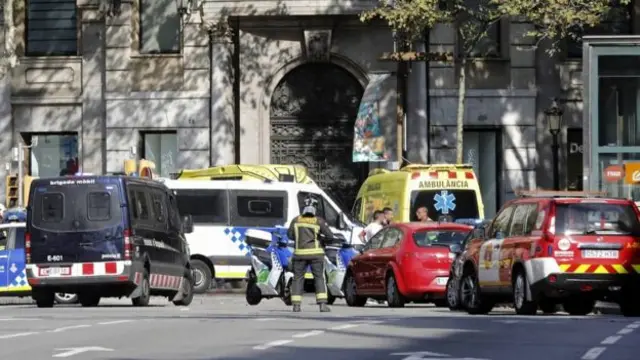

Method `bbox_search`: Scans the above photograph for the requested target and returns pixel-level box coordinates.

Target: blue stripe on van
[224,226,281,256]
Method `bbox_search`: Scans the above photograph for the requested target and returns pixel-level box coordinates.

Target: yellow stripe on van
[633,265,640,273]
[612,264,628,274]
[573,264,591,274]
[559,264,571,272]
[216,271,249,279]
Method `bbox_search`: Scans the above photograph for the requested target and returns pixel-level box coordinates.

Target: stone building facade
[0,0,634,216]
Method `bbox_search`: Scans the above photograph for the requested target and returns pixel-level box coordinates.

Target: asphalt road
[0,295,637,360]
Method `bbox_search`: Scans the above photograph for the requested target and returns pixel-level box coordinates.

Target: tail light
[25,232,31,263]
[465,172,474,179]
[411,172,420,179]
[124,229,132,260]
[448,171,456,179]
[429,171,438,178]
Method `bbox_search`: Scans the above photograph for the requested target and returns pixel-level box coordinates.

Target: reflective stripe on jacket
[287,215,333,256]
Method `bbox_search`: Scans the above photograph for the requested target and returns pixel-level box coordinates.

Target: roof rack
[515,189,607,198]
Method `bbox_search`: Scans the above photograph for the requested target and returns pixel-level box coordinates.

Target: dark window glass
[42,193,64,222]
[135,191,150,220]
[414,230,470,247]
[364,228,387,250]
[151,190,166,223]
[555,202,640,235]
[14,228,26,249]
[410,189,480,221]
[87,192,111,221]
[237,197,284,218]
[26,0,78,56]
[174,189,228,224]
[490,205,515,237]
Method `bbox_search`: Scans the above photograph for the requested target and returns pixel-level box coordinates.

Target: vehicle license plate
[436,277,448,285]
[581,250,619,259]
[39,267,71,276]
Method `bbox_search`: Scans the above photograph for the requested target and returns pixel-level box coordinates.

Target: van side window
[174,189,228,225]
[128,190,139,219]
[87,192,111,221]
[135,191,150,220]
[42,193,64,222]
[509,205,529,237]
[230,190,287,227]
[490,205,515,238]
[150,189,168,225]
[523,204,539,235]
[297,192,339,228]
[167,194,181,231]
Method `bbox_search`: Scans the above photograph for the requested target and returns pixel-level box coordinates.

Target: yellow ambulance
[353,164,485,223]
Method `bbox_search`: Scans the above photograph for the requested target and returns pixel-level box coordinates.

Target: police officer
[287,196,334,313]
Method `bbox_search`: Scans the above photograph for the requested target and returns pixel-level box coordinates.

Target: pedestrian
[382,207,394,226]
[359,210,385,243]
[415,206,434,223]
[287,196,334,313]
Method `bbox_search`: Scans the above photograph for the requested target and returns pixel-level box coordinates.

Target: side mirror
[338,212,348,230]
[182,215,194,234]
[495,231,504,240]
[449,244,462,254]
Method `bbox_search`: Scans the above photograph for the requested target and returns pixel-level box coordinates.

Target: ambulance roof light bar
[515,189,607,198]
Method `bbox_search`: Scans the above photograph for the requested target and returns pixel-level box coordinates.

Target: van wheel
[191,260,212,294]
[54,293,78,304]
[344,272,366,307]
[173,271,194,306]
[461,271,494,315]
[446,277,462,310]
[79,293,101,307]
[132,269,151,307]
[246,275,262,306]
[563,296,595,316]
[34,290,55,308]
[513,270,537,315]
[386,273,405,308]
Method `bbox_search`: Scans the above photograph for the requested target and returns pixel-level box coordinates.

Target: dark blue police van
[25,175,195,308]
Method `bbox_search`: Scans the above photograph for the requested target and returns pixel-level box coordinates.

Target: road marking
[98,320,133,325]
[180,308,189,311]
[582,347,606,360]
[626,324,639,329]
[53,346,113,358]
[0,318,38,321]
[292,330,324,338]
[0,332,38,339]
[329,323,359,330]
[253,340,293,350]
[254,318,276,322]
[49,325,92,333]
[617,328,633,335]
[601,335,621,345]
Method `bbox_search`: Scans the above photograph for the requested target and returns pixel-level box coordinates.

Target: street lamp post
[545,99,564,191]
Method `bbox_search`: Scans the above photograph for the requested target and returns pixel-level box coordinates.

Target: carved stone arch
[268,60,369,209]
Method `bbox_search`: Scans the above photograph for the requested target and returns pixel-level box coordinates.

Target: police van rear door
[28,177,127,264]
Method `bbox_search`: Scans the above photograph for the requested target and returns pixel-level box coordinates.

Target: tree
[496,0,631,54]
[362,0,628,164]
[361,0,502,164]
[0,0,18,78]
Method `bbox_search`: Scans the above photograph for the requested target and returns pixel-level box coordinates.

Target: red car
[343,222,473,307]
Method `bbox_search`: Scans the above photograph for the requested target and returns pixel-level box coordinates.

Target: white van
[161,179,365,294]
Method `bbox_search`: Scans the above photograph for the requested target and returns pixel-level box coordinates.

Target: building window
[140,131,178,178]
[26,133,79,177]
[139,0,181,54]
[26,0,78,56]
[567,2,631,58]
[462,0,501,58]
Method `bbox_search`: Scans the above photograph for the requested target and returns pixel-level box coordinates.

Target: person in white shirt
[360,210,385,243]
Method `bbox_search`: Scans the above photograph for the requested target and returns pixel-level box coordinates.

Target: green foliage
[494,0,631,52]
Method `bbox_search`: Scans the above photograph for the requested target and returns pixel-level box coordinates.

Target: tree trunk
[455,56,467,164]
[1,0,17,78]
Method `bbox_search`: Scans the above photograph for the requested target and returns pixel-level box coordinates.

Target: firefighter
[287,196,334,313]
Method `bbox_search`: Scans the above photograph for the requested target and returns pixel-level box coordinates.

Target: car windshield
[413,229,470,247]
[555,202,640,235]
[410,190,480,221]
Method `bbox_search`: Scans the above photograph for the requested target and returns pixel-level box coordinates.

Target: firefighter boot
[292,304,301,312]
[319,303,331,312]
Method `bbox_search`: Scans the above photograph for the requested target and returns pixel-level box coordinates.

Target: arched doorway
[270,62,367,209]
